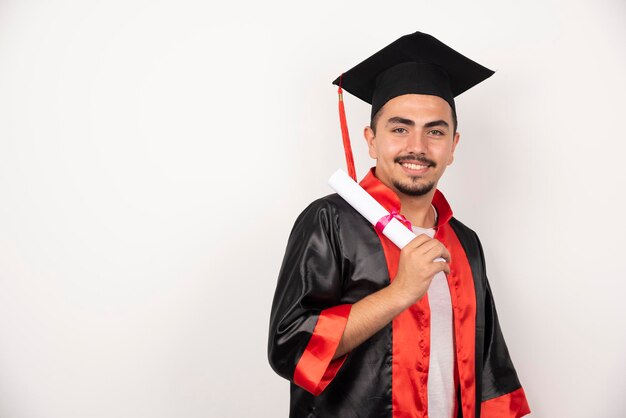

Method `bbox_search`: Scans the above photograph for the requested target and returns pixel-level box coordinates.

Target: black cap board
[332,31,495,118]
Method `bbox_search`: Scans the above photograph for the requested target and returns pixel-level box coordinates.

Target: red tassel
[337,74,357,181]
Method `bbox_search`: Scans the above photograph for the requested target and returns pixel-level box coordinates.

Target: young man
[268,31,530,418]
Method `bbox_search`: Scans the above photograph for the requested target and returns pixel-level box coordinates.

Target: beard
[392,178,435,196]
[392,153,437,196]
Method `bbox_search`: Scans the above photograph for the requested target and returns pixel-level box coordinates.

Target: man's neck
[398,190,437,229]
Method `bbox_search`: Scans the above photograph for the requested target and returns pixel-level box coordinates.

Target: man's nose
[404,132,427,153]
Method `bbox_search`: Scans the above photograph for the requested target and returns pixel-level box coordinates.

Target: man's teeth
[402,162,428,170]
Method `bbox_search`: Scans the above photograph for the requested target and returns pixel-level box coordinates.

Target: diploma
[328,169,417,249]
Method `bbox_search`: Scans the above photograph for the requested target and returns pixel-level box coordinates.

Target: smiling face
[364,94,460,199]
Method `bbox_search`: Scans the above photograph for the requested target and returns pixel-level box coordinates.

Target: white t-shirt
[412,206,456,418]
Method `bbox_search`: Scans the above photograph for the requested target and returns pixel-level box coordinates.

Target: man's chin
[392,179,435,197]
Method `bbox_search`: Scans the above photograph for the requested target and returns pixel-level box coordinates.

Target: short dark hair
[370,105,458,135]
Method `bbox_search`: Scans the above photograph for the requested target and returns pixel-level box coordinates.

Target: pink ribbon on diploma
[375,210,412,234]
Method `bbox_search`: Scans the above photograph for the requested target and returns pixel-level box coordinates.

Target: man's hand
[389,234,451,306]
[332,233,450,359]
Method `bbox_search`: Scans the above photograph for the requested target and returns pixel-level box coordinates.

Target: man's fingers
[423,241,451,262]
[405,233,432,249]
[440,246,451,262]
[430,260,450,275]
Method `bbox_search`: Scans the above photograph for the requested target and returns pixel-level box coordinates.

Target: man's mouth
[400,162,430,170]
[395,155,435,168]
[395,155,435,175]
[394,155,436,176]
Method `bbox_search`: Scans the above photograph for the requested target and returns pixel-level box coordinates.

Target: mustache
[394,154,436,167]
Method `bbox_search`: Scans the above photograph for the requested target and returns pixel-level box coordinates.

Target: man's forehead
[380,94,454,122]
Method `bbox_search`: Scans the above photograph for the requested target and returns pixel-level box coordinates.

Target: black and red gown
[268,168,530,418]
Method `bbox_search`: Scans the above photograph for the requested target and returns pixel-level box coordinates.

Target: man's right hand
[332,234,452,359]
[389,234,451,307]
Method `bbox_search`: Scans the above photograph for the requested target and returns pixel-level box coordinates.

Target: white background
[0,0,625,417]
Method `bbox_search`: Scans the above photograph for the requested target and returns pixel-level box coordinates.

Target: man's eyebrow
[424,119,450,129]
[385,116,415,126]
[385,117,450,129]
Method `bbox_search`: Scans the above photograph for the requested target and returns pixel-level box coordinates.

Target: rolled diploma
[328,169,416,249]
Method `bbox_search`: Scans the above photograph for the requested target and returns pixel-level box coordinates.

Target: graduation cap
[333,31,494,180]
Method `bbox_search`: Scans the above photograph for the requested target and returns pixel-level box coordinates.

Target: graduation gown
[268,168,530,418]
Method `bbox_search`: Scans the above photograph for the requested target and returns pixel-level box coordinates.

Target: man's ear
[364,126,377,159]
[448,131,460,165]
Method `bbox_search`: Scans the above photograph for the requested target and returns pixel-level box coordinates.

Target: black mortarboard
[333,31,494,180]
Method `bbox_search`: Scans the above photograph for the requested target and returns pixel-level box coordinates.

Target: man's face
[364,94,460,198]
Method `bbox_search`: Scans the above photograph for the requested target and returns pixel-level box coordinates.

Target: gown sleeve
[268,198,352,396]
[475,232,531,417]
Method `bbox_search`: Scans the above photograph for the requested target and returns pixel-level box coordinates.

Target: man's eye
[392,127,408,134]
[429,129,444,136]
